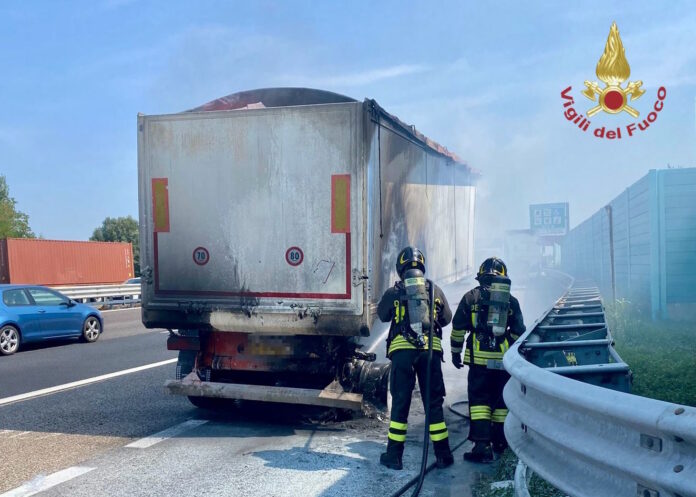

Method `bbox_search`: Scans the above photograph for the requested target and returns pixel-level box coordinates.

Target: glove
[452,352,463,369]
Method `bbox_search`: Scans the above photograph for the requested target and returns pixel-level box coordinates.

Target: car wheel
[82,316,101,343]
[0,325,20,356]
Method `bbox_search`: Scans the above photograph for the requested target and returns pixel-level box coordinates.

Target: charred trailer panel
[137,88,477,409]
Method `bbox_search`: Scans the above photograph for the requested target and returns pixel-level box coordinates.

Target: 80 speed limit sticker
[285,247,304,266]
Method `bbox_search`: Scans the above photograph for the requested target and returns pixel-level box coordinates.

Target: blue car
[0,284,103,356]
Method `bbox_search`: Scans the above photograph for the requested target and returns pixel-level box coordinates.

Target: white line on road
[0,466,95,497]
[35,432,62,440]
[125,419,208,449]
[8,431,32,439]
[0,358,177,407]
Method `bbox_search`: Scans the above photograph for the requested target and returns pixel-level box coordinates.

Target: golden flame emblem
[582,22,645,117]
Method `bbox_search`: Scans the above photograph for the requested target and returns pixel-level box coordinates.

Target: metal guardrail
[514,461,532,497]
[51,284,141,307]
[505,284,696,497]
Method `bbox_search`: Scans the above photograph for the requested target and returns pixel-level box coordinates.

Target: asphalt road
[0,308,174,398]
[0,277,567,497]
[0,308,187,493]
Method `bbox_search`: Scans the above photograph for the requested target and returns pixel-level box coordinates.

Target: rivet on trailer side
[136,88,479,410]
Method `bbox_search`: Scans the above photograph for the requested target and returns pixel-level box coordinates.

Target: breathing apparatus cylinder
[401,267,430,348]
[484,275,512,337]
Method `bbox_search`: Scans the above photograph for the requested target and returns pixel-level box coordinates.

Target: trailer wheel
[175,350,197,380]
[175,350,226,409]
[187,396,227,409]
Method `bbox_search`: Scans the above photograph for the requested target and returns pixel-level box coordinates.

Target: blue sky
[1,1,695,240]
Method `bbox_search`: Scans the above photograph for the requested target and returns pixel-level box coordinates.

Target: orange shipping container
[0,238,134,286]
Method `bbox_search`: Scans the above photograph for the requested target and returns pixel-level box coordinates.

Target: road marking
[125,419,208,449]
[0,466,95,497]
[34,432,62,440]
[0,358,177,407]
[0,430,62,441]
[8,431,32,439]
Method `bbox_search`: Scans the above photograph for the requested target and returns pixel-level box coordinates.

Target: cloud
[279,64,429,88]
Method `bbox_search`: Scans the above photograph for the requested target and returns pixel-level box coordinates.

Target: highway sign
[530,202,569,236]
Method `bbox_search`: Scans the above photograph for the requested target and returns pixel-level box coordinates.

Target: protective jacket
[451,285,525,446]
[377,281,452,357]
[450,286,524,366]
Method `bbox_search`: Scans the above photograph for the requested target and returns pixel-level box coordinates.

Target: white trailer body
[138,90,476,338]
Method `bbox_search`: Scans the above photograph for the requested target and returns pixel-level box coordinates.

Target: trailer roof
[189,87,474,172]
[188,87,356,112]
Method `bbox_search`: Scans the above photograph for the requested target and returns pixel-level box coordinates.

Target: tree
[91,216,140,276]
[0,175,35,238]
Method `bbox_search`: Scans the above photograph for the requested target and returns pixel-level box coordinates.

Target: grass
[606,299,696,407]
[473,299,696,497]
[472,450,565,497]
[471,449,516,497]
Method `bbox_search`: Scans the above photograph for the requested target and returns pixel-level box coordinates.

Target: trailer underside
[165,330,389,411]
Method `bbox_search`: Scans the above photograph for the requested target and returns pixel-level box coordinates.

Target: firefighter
[377,246,455,470]
[451,257,525,463]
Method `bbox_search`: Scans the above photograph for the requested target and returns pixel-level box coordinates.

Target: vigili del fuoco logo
[561,22,666,139]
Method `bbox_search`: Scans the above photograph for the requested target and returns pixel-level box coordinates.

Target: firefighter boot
[380,439,404,470]
[492,420,508,455]
[492,440,508,455]
[433,439,454,468]
[463,442,494,463]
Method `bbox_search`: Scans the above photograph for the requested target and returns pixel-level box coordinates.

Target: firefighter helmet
[476,257,507,281]
[396,246,425,276]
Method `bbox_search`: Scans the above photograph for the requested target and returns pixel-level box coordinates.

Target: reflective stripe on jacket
[463,333,510,365]
[387,334,443,356]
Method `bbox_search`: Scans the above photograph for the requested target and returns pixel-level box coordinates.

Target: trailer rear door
[138,103,363,315]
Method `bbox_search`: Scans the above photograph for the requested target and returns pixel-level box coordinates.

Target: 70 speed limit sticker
[192,246,210,266]
[285,247,304,266]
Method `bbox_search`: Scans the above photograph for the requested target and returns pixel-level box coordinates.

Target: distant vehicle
[124,277,141,285]
[0,284,103,356]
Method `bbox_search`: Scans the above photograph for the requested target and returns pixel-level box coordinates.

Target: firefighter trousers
[467,365,509,445]
[387,349,449,445]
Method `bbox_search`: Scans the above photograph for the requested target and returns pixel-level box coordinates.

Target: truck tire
[175,350,223,409]
[175,350,197,380]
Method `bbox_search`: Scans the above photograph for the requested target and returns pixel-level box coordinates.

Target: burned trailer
[137,88,477,410]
